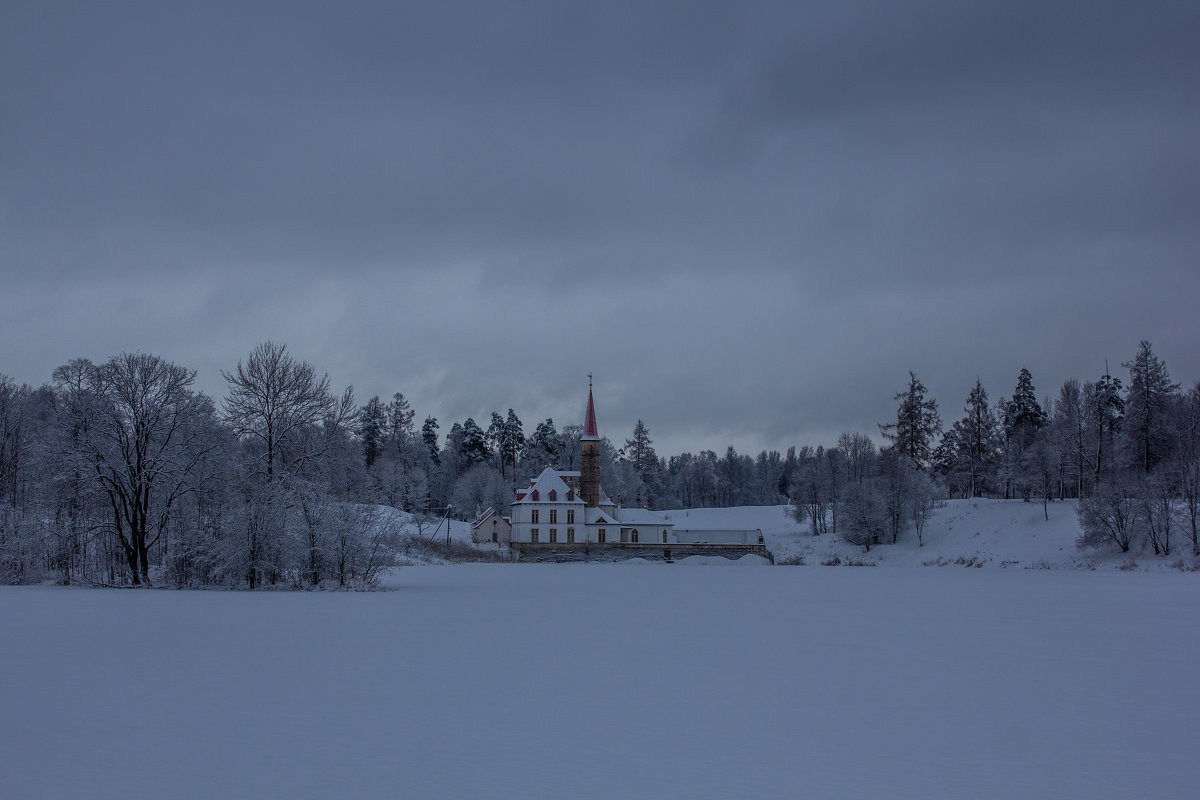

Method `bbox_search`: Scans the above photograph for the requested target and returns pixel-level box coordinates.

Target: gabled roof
[512,467,577,504]
[584,507,618,525]
[472,507,501,529]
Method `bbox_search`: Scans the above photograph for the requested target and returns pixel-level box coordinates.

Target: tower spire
[580,377,601,507]
[583,375,599,440]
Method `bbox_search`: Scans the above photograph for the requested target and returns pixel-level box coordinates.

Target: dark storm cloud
[2,1,1198,456]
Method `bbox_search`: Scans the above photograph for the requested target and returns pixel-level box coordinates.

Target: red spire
[583,382,599,440]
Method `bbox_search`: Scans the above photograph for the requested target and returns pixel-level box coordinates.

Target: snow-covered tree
[421,416,440,464]
[525,418,564,468]
[1000,369,1048,500]
[623,419,660,505]
[1084,371,1124,484]
[459,418,491,467]
[358,396,387,468]
[56,354,219,585]
[880,372,941,470]
[1122,341,1180,474]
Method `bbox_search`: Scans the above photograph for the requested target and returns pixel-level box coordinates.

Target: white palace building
[472,386,765,553]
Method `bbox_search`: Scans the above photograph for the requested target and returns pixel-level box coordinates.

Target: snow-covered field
[667,499,1200,570]
[2,565,1196,799]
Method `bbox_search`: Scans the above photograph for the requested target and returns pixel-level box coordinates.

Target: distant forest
[1,339,1197,587]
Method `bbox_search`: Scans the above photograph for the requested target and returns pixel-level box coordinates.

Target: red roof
[583,388,599,440]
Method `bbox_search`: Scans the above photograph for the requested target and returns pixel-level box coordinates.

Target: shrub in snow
[1076,476,1144,553]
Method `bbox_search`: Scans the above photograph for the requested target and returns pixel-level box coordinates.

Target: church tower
[581,376,601,508]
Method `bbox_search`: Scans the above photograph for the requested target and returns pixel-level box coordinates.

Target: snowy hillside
[662,499,1200,570]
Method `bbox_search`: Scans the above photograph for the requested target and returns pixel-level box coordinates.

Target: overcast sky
[2,1,1198,457]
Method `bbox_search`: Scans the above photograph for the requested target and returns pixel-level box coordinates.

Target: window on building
[631,529,639,543]
[530,529,539,543]
[567,527,575,543]
[662,530,667,543]
[549,509,557,524]
[531,490,539,501]
[567,489,574,501]
[549,490,557,501]
[598,528,606,543]
[549,528,557,543]
[530,509,539,524]
[567,509,575,524]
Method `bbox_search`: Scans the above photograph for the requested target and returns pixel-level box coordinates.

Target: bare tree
[55,354,217,585]
[1076,474,1142,553]
[1176,382,1200,555]
[221,342,347,587]
[222,341,338,482]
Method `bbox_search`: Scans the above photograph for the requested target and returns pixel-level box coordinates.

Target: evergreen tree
[622,420,660,506]
[1084,371,1124,483]
[1122,340,1180,474]
[1001,368,1048,500]
[358,396,387,468]
[487,409,525,478]
[386,393,416,450]
[880,372,941,470]
[525,418,564,467]
[1003,368,1047,446]
[459,418,491,466]
[421,416,440,464]
[954,379,1001,497]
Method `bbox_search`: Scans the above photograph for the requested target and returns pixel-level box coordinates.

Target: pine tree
[358,396,387,468]
[487,409,525,478]
[1003,368,1047,445]
[387,393,415,450]
[459,418,490,466]
[624,420,660,506]
[880,372,941,470]
[1084,371,1124,483]
[955,379,1001,497]
[1122,340,1180,474]
[1001,368,1048,500]
[525,418,564,467]
[421,416,440,464]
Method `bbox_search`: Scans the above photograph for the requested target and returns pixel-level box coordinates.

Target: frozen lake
[1,565,1195,799]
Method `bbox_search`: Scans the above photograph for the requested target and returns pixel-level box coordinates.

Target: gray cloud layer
[3,1,1198,455]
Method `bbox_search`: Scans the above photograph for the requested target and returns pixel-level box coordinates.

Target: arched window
[549,489,557,501]
[631,529,639,543]
[598,528,606,543]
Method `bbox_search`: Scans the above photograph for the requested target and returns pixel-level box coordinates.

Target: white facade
[470,508,512,544]
[501,467,674,545]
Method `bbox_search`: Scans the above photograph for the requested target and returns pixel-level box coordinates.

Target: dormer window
[567,489,574,501]
[549,489,557,501]
[531,490,539,501]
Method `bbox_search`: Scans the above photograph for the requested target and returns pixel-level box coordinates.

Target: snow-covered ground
[665,499,1200,570]
[2,566,1196,799]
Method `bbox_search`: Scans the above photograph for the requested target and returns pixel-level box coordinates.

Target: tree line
[785,341,1199,558]
[2,338,1196,585]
